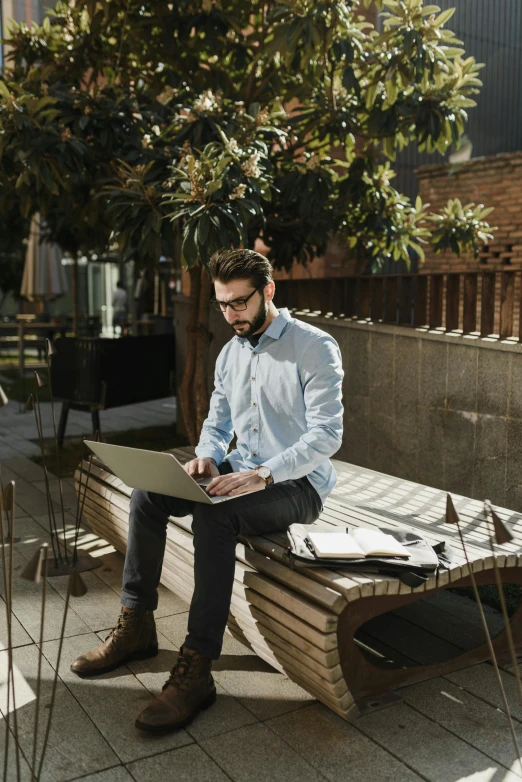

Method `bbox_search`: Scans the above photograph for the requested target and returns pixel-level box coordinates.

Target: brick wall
[417,151,522,274]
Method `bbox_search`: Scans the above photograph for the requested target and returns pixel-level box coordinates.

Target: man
[71,248,344,733]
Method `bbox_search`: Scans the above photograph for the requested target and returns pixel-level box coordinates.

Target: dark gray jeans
[121,463,322,659]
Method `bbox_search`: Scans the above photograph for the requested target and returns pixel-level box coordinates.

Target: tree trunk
[178,265,201,445]
[194,269,212,434]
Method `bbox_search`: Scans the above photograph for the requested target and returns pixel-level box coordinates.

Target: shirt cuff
[259,455,287,485]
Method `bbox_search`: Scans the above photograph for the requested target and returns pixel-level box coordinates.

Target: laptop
[84,441,237,504]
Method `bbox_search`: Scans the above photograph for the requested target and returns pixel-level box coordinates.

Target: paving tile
[356,700,521,782]
[128,743,229,782]
[5,439,41,457]
[3,458,47,482]
[267,703,423,782]
[74,767,135,782]
[157,615,315,721]
[201,722,324,782]
[32,480,79,512]
[50,567,124,633]
[0,644,118,782]
[10,479,61,517]
[0,464,19,483]
[445,663,522,722]
[0,545,92,642]
[0,717,33,781]
[0,445,25,460]
[401,676,522,774]
[42,633,193,763]
[0,594,33,648]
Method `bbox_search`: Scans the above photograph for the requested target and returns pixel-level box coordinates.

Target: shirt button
[251,376,255,380]
[252,402,257,406]
[253,428,258,432]
[252,452,257,457]
[252,351,257,355]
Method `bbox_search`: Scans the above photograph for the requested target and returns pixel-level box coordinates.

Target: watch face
[258,467,270,480]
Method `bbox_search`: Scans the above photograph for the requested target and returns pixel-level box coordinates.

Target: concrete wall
[174,297,522,512]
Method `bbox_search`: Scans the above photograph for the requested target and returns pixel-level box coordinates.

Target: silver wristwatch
[256,466,273,486]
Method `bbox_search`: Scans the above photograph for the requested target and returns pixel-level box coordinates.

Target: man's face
[213,279,268,337]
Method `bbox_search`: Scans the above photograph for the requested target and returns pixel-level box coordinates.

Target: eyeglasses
[211,287,260,312]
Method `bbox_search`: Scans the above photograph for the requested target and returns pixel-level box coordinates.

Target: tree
[0,0,495,442]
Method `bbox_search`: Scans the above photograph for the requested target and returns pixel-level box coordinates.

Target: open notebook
[306,528,411,560]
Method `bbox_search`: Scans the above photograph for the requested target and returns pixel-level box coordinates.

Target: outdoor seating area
[3,0,522,780]
[77,445,522,722]
[0,424,520,781]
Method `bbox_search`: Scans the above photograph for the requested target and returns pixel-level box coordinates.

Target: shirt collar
[235,308,292,345]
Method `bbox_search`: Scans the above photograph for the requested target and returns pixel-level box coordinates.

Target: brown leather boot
[70,606,158,677]
[135,646,216,733]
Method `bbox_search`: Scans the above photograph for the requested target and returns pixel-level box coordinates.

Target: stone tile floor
[1,403,522,780]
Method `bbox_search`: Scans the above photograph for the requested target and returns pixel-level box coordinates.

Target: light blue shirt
[195,308,344,506]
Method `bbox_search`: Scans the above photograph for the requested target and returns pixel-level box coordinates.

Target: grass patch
[0,367,51,402]
[31,424,188,478]
[451,584,522,617]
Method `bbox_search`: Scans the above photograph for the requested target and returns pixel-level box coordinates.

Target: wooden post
[369,277,384,322]
[331,279,343,317]
[480,272,496,337]
[445,274,460,332]
[344,278,357,318]
[429,274,443,329]
[384,276,398,323]
[319,279,333,316]
[463,273,478,334]
[413,275,428,327]
[499,271,515,339]
[357,278,370,319]
[398,276,413,324]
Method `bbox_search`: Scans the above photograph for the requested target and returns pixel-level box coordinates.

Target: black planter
[50,335,175,445]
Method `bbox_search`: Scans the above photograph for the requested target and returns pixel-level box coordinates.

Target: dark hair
[208,249,273,289]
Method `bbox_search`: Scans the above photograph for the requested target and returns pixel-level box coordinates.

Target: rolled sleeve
[261,335,343,483]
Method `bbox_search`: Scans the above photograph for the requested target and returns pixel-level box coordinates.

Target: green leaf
[433,8,456,27]
[0,81,11,100]
[197,211,211,245]
[182,222,199,267]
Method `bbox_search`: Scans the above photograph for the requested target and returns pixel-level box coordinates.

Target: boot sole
[70,644,159,677]
[134,688,217,734]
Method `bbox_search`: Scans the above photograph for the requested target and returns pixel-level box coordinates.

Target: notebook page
[352,528,411,558]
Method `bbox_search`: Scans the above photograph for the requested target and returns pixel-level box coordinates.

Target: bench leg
[57,401,70,448]
[337,566,522,713]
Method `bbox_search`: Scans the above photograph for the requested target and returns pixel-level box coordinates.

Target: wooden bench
[75,446,522,721]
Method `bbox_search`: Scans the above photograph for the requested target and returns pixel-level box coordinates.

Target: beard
[229,298,268,338]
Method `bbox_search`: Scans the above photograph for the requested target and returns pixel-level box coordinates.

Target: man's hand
[207,470,266,497]
[184,457,219,479]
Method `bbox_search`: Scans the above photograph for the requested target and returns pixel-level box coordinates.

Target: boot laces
[105,610,135,643]
[163,652,196,692]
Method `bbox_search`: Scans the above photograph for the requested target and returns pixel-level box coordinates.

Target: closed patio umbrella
[20,213,68,302]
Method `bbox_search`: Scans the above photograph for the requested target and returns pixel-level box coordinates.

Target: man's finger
[198,459,211,475]
[207,474,230,491]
